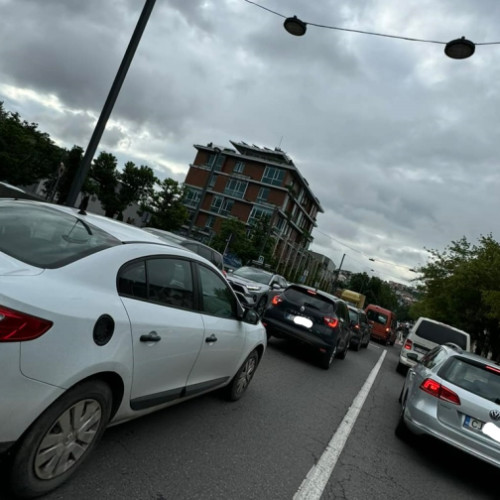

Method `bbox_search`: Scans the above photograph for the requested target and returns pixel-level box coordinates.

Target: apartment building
[182,141,323,271]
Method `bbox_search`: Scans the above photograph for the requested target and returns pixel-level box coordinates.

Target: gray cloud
[1,0,500,283]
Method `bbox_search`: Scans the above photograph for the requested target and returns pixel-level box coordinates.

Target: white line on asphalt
[293,349,388,500]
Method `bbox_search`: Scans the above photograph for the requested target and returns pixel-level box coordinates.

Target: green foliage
[118,162,157,219]
[414,235,500,360]
[141,178,189,231]
[211,218,248,258]
[210,216,277,268]
[0,102,64,186]
[89,153,158,219]
[43,146,90,204]
[345,272,399,311]
[89,152,120,217]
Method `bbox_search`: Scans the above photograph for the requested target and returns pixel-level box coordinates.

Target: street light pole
[65,0,156,207]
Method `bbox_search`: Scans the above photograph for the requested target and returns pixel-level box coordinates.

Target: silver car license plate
[463,415,484,431]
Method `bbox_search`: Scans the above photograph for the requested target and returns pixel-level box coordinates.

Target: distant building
[182,141,323,271]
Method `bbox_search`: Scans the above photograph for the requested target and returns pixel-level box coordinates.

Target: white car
[0,199,266,499]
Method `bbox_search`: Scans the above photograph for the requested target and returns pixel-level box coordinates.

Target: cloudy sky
[1,0,500,284]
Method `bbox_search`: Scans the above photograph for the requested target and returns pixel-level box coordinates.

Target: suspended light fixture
[283,16,307,36]
[445,37,475,59]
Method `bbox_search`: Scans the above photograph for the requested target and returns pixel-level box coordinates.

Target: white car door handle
[140,331,161,342]
[205,334,218,343]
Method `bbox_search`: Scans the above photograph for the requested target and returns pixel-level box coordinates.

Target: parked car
[397,317,471,374]
[396,343,500,469]
[142,227,225,273]
[347,305,371,350]
[262,284,352,369]
[225,266,288,315]
[365,304,397,345]
[0,199,266,499]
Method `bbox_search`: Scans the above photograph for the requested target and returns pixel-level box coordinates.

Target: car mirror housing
[242,308,260,325]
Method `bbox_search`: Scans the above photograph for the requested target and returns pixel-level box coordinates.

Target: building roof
[194,141,323,213]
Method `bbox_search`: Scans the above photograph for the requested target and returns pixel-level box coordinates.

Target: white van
[397,317,471,373]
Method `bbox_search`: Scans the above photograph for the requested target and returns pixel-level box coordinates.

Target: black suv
[262,284,352,369]
[348,305,371,351]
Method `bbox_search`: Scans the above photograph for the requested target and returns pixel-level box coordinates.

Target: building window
[262,166,285,186]
[234,161,245,174]
[208,153,226,171]
[248,206,272,226]
[208,174,217,189]
[257,187,270,203]
[185,188,202,208]
[205,215,215,229]
[220,199,234,216]
[224,179,247,199]
[210,196,233,216]
[210,195,223,212]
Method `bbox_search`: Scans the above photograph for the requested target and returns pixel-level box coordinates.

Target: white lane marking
[293,349,388,500]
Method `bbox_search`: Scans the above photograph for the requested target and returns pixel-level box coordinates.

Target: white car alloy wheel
[34,399,103,480]
[10,381,112,499]
[226,350,259,401]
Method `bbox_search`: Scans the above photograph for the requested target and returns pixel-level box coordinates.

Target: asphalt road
[1,340,498,499]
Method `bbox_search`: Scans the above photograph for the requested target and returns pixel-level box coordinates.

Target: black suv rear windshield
[439,357,500,404]
[416,321,468,349]
[0,202,120,268]
[283,287,335,314]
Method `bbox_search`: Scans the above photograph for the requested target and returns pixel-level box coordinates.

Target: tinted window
[439,357,500,403]
[283,287,334,314]
[147,258,194,309]
[416,321,468,349]
[0,202,120,268]
[359,312,368,325]
[420,346,448,369]
[198,265,237,318]
[348,308,359,323]
[366,310,388,325]
[118,260,147,299]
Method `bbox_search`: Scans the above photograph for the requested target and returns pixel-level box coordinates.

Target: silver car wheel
[34,399,102,480]
[234,355,257,395]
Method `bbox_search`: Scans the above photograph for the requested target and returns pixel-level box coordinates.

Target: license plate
[414,346,428,355]
[285,313,312,329]
[464,415,484,431]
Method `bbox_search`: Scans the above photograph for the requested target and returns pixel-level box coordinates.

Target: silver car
[225,266,288,316]
[396,343,500,469]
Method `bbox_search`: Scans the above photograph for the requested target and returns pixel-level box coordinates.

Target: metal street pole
[65,0,156,207]
[332,253,346,290]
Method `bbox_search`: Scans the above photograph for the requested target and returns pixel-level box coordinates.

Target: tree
[413,235,500,360]
[118,162,157,220]
[0,102,64,186]
[90,152,120,217]
[211,218,248,260]
[141,178,189,230]
[345,272,399,311]
[43,145,91,204]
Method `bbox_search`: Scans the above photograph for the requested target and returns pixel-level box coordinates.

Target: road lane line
[293,349,388,500]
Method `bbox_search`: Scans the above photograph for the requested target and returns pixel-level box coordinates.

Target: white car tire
[10,380,112,499]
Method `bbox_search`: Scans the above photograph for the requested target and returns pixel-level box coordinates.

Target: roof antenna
[277,136,284,150]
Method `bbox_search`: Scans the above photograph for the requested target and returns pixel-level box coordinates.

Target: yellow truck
[340,289,366,309]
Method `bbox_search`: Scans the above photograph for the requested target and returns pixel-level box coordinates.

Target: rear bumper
[0,343,65,445]
[404,399,500,469]
[399,351,419,368]
[263,317,334,350]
